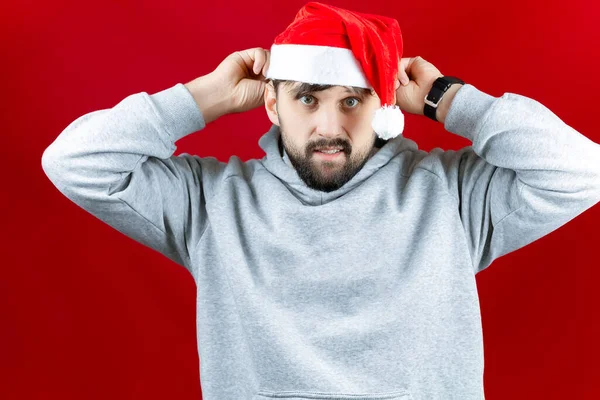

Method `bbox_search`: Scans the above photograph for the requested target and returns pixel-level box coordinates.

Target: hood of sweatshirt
[257,123,418,205]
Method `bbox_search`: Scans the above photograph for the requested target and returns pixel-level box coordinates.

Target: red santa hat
[265,1,404,140]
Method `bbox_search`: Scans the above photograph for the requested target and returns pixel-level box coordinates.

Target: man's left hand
[393,56,444,116]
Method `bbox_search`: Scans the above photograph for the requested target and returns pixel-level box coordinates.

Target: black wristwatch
[424,76,465,122]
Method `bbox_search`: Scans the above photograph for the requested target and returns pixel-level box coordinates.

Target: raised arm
[41,47,272,277]
[41,77,228,277]
[434,84,600,274]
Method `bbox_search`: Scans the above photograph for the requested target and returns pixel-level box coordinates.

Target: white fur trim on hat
[265,44,373,89]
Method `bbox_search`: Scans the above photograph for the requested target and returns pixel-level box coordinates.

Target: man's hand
[394,56,458,122]
[184,47,271,123]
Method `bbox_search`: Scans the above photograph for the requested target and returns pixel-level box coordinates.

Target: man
[41,2,600,400]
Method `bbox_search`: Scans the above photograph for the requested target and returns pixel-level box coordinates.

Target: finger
[262,49,270,77]
[234,50,253,73]
[399,57,411,85]
[253,48,265,75]
[405,56,429,82]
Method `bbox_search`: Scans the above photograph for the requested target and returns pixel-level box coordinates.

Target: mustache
[309,142,350,152]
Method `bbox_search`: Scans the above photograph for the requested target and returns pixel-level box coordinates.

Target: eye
[344,97,361,108]
[299,95,315,105]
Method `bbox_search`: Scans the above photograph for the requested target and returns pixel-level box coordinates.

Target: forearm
[41,83,212,274]
[41,83,205,207]
[184,73,232,124]
[445,83,600,205]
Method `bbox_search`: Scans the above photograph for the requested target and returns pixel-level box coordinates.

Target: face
[264,81,382,193]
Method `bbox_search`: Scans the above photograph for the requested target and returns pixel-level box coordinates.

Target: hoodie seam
[142,94,179,151]
[412,166,476,272]
[413,166,459,203]
[220,168,258,186]
[117,194,195,274]
[190,165,255,261]
[190,178,229,257]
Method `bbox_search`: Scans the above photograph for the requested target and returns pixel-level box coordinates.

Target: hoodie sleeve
[41,83,225,278]
[433,84,600,274]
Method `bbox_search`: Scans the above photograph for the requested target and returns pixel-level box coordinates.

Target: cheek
[281,113,312,143]
[358,105,377,125]
[280,101,309,124]
[344,115,369,132]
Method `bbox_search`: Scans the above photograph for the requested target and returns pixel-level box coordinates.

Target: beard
[279,117,376,193]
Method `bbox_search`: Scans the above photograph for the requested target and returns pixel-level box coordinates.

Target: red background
[1,0,599,399]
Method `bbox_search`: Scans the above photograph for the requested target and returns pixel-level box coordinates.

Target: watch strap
[424,76,465,122]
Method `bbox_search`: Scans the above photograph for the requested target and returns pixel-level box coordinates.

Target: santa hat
[265,1,404,140]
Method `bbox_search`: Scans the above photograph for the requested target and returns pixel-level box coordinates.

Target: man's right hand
[184,47,271,124]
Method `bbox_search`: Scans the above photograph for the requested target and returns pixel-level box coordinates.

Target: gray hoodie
[41,82,600,400]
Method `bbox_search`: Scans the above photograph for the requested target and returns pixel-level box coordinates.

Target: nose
[314,104,347,141]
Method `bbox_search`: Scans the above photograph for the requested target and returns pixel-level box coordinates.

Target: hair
[268,79,389,149]
[270,79,375,98]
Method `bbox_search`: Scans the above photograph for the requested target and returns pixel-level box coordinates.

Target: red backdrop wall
[1,0,599,399]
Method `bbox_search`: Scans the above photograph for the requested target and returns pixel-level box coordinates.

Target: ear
[264,81,280,126]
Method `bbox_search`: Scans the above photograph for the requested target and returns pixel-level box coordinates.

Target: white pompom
[371,104,405,140]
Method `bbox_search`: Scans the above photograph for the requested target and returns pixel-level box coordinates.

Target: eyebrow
[343,87,364,95]
[287,83,368,99]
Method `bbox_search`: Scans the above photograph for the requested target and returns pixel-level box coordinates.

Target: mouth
[313,149,345,160]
